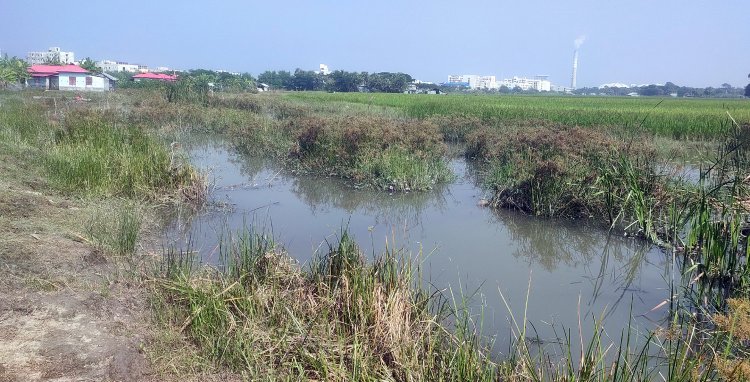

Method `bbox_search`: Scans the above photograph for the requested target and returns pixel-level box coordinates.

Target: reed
[154,227,499,381]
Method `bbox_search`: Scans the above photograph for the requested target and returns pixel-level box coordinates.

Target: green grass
[286,92,750,139]
[154,228,499,381]
[0,96,205,201]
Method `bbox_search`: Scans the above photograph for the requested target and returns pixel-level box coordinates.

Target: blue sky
[1,0,748,87]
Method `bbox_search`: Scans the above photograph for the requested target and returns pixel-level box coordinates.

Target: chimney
[571,50,578,90]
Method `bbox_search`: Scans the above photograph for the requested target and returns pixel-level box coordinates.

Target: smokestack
[571,35,585,90]
[571,50,578,89]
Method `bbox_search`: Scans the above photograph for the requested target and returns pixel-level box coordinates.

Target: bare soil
[0,183,151,381]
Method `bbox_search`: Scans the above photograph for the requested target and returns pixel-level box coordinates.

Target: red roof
[28,64,89,77]
[132,72,178,81]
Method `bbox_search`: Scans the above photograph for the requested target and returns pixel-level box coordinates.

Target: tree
[366,72,413,93]
[325,70,363,92]
[79,57,102,73]
[290,69,323,91]
[42,54,62,65]
[745,83,750,98]
[258,70,292,90]
[0,55,29,88]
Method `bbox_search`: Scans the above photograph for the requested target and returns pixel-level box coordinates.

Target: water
[167,138,675,355]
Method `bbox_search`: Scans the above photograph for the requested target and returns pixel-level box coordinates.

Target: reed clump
[467,125,670,231]
[46,109,203,200]
[154,229,498,381]
[0,97,206,204]
[227,108,453,191]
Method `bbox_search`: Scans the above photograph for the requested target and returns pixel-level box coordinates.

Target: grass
[0,95,206,202]
[226,103,453,191]
[286,92,750,139]
[153,227,498,381]
[84,202,142,257]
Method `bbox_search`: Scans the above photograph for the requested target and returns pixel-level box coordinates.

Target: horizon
[1,0,748,88]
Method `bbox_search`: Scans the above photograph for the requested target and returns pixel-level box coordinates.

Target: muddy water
[168,139,674,354]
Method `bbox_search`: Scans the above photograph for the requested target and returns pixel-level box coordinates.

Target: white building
[500,76,551,91]
[98,60,149,73]
[27,47,75,65]
[26,64,114,91]
[447,74,497,89]
[319,64,330,75]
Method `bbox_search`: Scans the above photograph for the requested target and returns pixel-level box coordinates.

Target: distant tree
[258,70,292,90]
[325,70,363,92]
[663,81,679,95]
[366,72,413,93]
[79,57,102,73]
[745,83,750,98]
[41,54,62,65]
[290,69,323,91]
[498,85,511,94]
[0,55,29,88]
[640,84,664,96]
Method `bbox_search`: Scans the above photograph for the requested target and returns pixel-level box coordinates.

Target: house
[26,64,112,91]
[132,73,178,82]
[257,83,269,92]
[100,72,118,90]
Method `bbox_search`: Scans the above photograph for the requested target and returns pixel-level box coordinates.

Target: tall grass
[0,96,206,202]
[85,203,142,257]
[45,109,200,199]
[154,227,499,381]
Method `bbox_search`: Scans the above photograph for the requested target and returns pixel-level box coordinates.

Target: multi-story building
[319,64,330,75]
[447,74,497,89]
[27,47,75,65]
[500,76,551,91]
[98,60,142,73]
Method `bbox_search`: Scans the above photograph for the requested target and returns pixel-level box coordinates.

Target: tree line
[258,69,414,93]
[576,81,748,98]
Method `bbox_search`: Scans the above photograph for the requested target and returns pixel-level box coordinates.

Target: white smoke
[574,35,586,49]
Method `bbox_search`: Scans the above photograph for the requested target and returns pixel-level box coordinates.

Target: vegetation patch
[227,105,453,191]
[154,229,497,381]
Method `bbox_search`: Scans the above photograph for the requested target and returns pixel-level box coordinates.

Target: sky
[1,0,748,88]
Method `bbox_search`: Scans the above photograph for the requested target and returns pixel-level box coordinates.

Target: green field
[287,92,750,139]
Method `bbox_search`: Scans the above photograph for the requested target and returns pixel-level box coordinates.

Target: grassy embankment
[0,92,210,379]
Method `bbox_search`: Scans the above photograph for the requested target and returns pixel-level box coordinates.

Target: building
[319,64,330,75]
[26,64,113,91]
[27,47,75,65]
[98,60,143,73]
[447,74,497,90]
[500,76,551,91]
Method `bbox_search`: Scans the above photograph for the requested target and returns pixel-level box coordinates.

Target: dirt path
[0,182,151,381]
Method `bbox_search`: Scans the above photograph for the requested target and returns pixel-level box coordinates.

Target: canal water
[166,138,676,355]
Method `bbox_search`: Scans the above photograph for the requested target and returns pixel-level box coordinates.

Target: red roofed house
[26,64,114,91]
[132,72,178,82]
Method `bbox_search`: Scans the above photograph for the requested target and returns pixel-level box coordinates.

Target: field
[287,92,750,139]
[1,89,749,381]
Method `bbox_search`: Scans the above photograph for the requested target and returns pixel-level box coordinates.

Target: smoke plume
[574,35,586,49]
